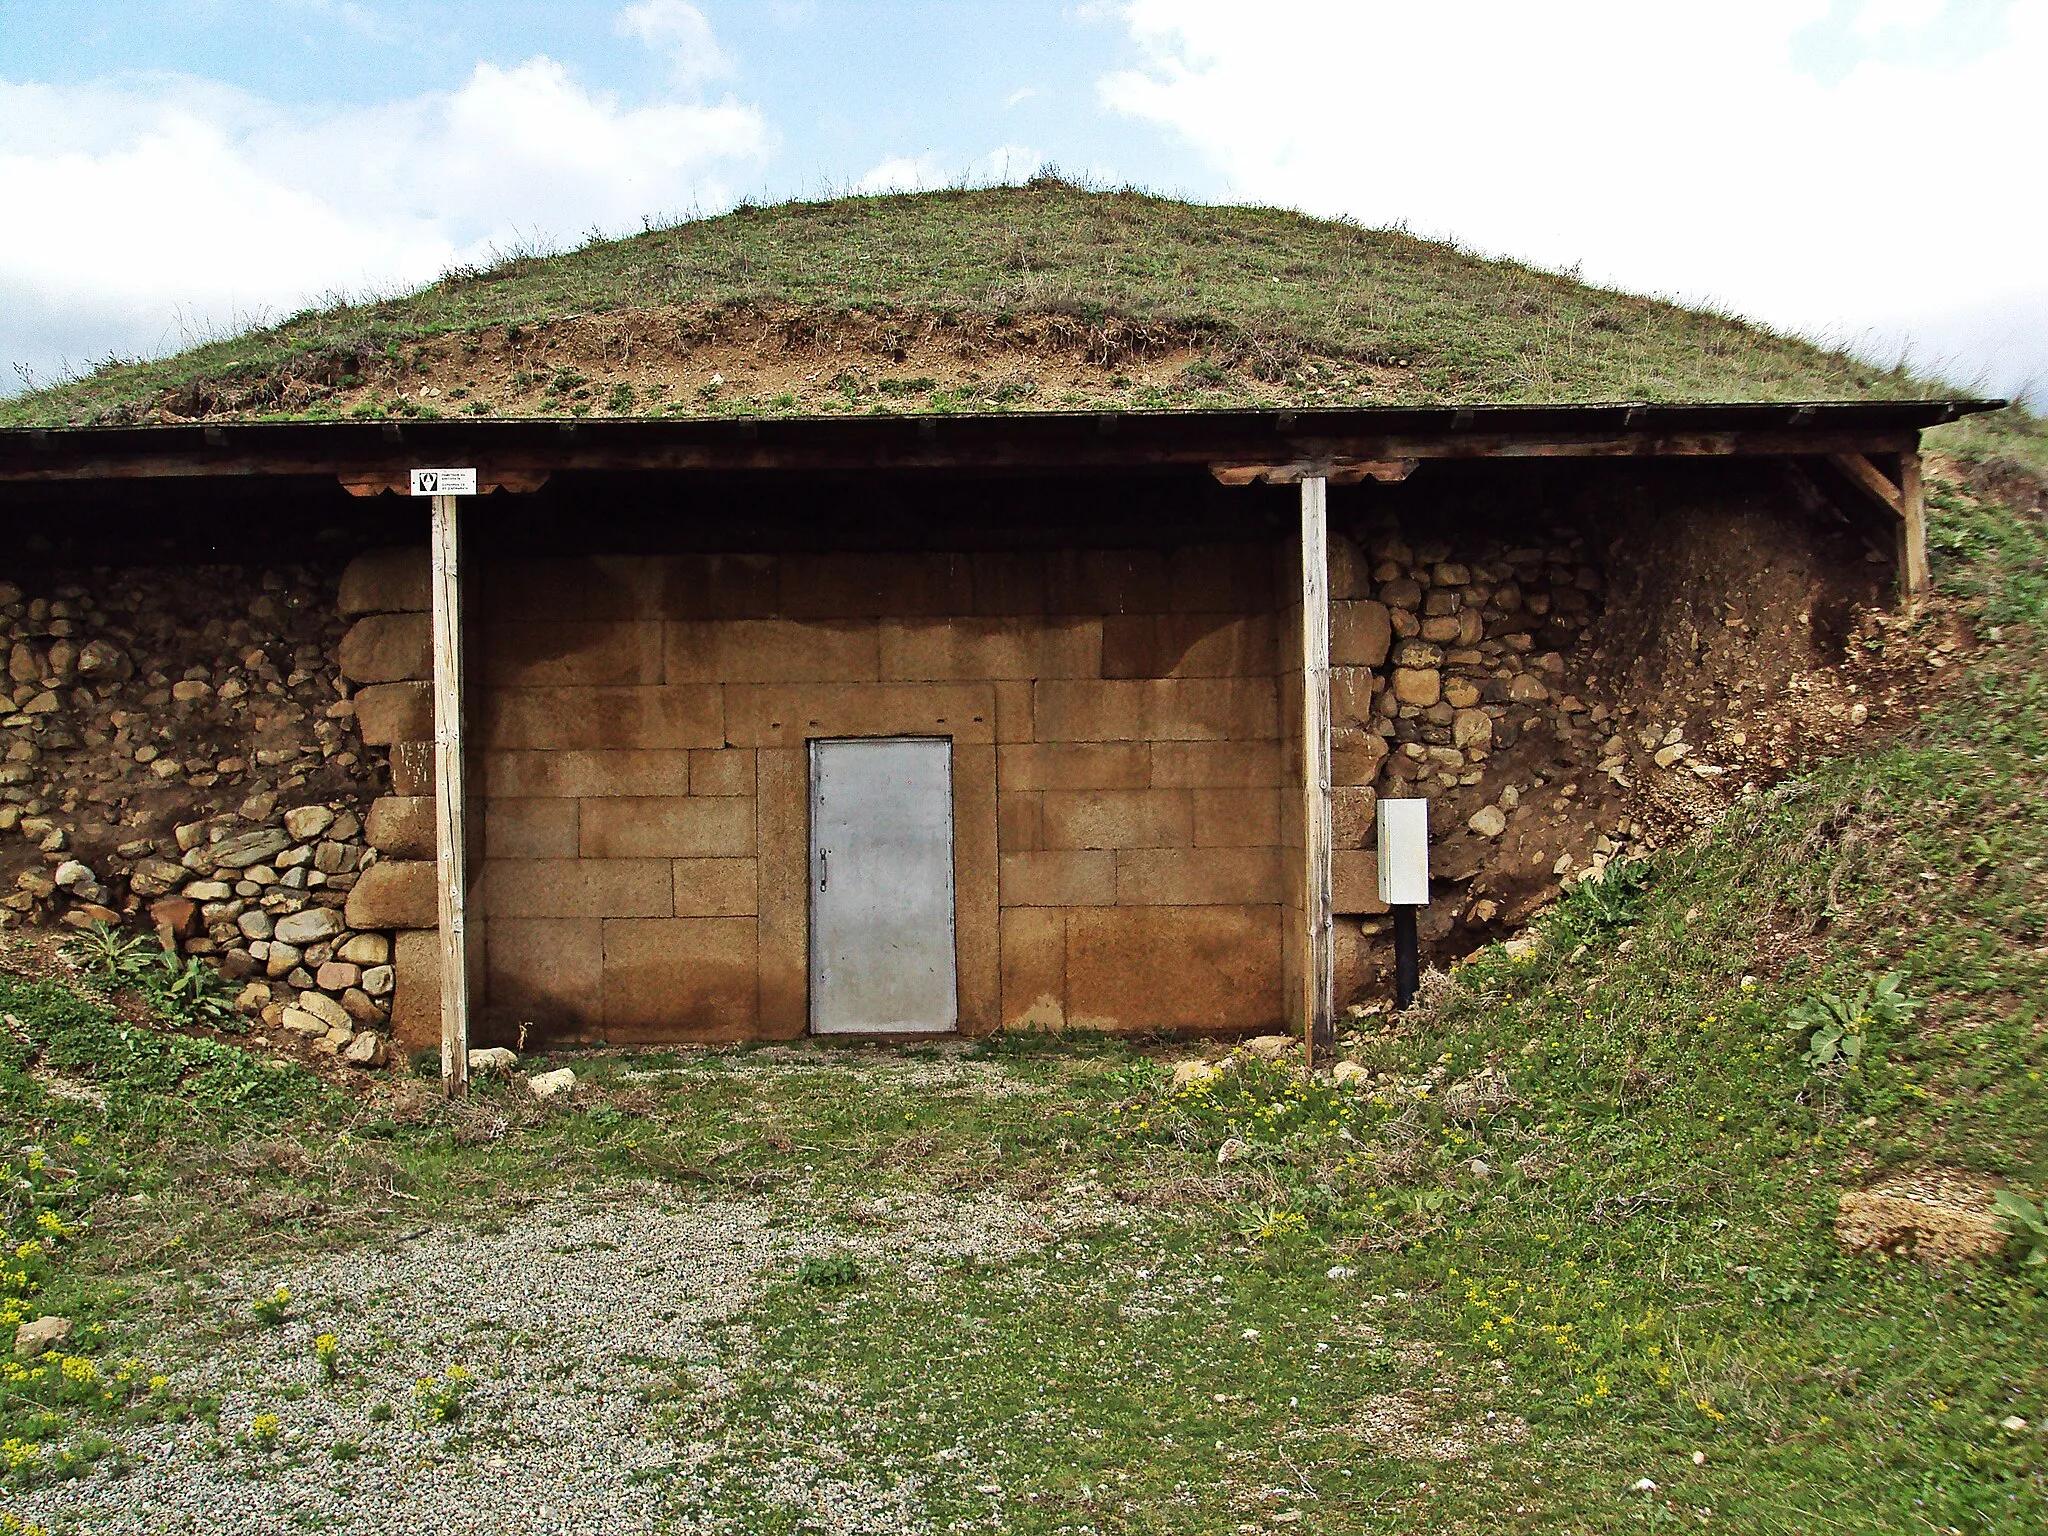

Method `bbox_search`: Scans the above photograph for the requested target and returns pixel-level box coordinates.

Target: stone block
[752,748,809,1032]
[1392,668,1442,707]
[478,621,663,687]
[477,555,664,622]
[1330,601,1393,667]
[481,687,723,751]
[601,917,758,1031]
[672,858,758,917]
[996,742,1148,792]
[1327,535,1371,600]
[1044,548,1169,615]
[1101,614,1277,679]
[339,933,390,966]
[390,741,435,796]
[485,917,603,1028]
[1000,908,1066,1028]
[345,861,439,930]
[479,859,672,920]
[1064,906,1281,1031]
[994,680,1034,744]
[879,618,1101,681]
[650,553,780,619]
[484,798,577,859]
[579,797,755,859]
[484,750,692,799]
[366,796,436,859]
[721,683,995,749]
[339,547,430,616]
[275,906,345,946]
[1333,786,1379,849]
[1332,732,1390,787]
[688,749,755,797]
[1192,788,1281,847]
[664,619,880,683]
[353,682,433,746]
[777,552,973,619]
[1168,543,1271,613]
[338,613,432,685]
[1333,850,1389,914]
[389,928,442,1050]
[998,851,1115,907]
[1032,679,1277,743]
[969,550,1049,616]
[1041,789,1192,850]
[998,792,1042,853]
[1147,741,1283,789]
[1114,846,1282,905]
[1329,667,1378,728]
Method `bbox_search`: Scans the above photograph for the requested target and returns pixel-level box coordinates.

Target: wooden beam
[1828,452,1903,516]
[1299,476,1336,1065]
[1897,449,1930,600]
[429,493,472,1099]
[1213,458,1419,486]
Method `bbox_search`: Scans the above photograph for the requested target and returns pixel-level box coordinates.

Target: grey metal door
[809,737,958,1035]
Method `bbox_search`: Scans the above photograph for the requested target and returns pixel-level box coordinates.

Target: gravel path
[19,1185,1118,1534]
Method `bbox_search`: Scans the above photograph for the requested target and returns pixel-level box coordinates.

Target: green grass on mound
[2,182,1961,429]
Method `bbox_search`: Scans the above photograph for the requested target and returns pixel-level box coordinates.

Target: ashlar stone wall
[337,542,1289,1047]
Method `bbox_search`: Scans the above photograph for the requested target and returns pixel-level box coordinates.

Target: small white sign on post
[409,467,477,497]
[1377,798,1431,907]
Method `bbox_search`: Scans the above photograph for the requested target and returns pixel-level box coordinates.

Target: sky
[0,0,2042,403]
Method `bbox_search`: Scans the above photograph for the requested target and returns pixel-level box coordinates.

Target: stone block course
[1041,789,1193,850]
[879,617,1101,681]
[664,619,881,683]
[722,683,995,748]
[1148,741,1284,789]
[578,797,757,859]
[479,858,673,920]
[1100,614,1277,679]
[999,907,1066,1027]
[1192,787,1282,847]
[1064,906,1280,1031]
[687,748,755,796]
[1032,678,1277,743]
[484,798,578,859]
[478,621,663,687]
[484,750,692,799]
[998,851,1116,908]
[778,552,974,619]
[484,917,603,1028]
[997,742,1148,792]
[672,858,759,917]
[1113,846,1282,906]
[481,686,723,751]
[601,917,758,1030]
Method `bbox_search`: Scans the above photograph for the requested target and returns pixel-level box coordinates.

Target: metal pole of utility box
[429,490,471,1099]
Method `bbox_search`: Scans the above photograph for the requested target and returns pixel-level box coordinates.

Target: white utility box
[1376,797,1431,906]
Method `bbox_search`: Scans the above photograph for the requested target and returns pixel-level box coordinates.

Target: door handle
[819,848,828,891]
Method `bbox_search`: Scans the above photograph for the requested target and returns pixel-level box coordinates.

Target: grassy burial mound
[0,455,2044,1531]
[0,178,1986,431]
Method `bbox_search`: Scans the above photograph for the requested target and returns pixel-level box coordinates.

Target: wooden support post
[1898,449,1930,601]
[1299,476,1336,1064]
[430,493,471,1098]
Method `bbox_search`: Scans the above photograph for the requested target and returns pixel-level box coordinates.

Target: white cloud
[854,145,1043,196]
[1101,0,2048,400]
[0,60,770,388]
[854,154,948,195]
[616,0,735,87]
[1004,86,1038,108]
